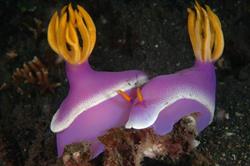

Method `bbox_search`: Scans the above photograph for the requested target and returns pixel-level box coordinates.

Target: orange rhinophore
[117,90,132,102]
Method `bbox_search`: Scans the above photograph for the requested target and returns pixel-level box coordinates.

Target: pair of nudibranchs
[48,1,224,158]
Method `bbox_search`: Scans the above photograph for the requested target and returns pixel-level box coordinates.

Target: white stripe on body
[51,75,148,133]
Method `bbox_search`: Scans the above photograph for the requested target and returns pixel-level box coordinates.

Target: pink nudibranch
[47,4,148,157]
[126,2,224,135]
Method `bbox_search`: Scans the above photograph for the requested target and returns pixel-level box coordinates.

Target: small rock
[100,15,107,24]
[225,113,230,120]
[225,132,234,136]
[235,112,244,117]
[140,40,145,46]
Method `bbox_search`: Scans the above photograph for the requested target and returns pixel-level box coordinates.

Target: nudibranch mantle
[51,72,148,133]
[126,62,215,135]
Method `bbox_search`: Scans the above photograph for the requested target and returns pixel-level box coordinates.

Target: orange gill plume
[187,1,224,62]
[48,3,96,64]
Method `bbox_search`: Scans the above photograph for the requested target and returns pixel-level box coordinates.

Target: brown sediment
[0,133,15,166]
[99,116,198,166]
[58,142,93,166]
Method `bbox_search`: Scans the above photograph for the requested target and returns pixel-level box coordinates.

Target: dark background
[0,0,249,165]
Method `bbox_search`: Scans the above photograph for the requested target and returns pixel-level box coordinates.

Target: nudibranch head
[48,3,96,64]
[126,2,224,135]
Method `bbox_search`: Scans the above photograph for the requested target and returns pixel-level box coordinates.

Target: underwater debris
[22,17,46,40]
[59,142,93,166]
[12,56,61,92]
[99,116,198,166]
[0,82,8,91]
[6,50,18,59]
[191,151,215,166]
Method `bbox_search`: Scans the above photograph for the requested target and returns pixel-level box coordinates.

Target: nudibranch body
[48,4,148,157]
[126,2,224,135]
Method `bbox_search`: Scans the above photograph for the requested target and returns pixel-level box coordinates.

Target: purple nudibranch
[47,4,147,157]
[126,2,224,135]
[47,2,224,159]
